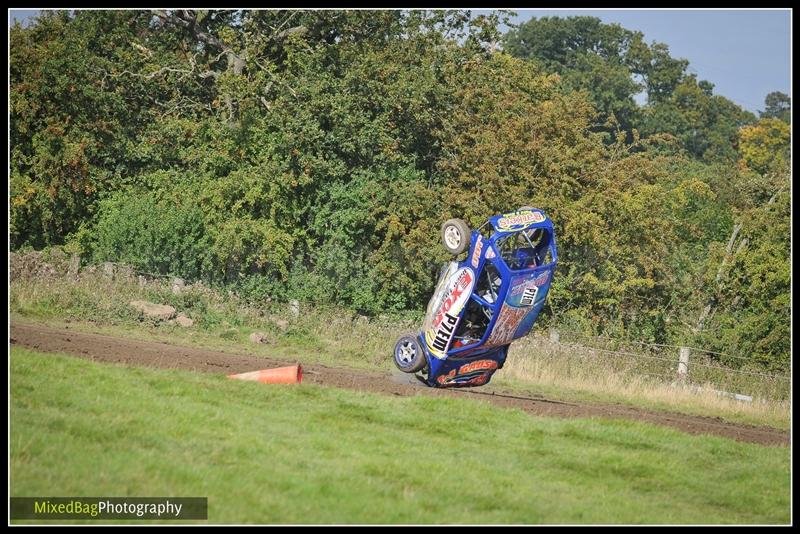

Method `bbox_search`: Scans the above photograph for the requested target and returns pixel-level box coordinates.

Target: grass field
[9,263,791,430]
[10,348,790,524]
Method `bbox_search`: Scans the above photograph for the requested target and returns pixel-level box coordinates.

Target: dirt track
[10,321,789,447]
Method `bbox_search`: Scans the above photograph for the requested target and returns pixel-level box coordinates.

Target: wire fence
[559,330,759,362]
[512,328,791,402]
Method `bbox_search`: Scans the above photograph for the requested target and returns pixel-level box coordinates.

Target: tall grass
[499,336,790,429]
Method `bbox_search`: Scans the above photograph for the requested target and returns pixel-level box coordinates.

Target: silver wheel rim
[444,226,462,250]
[396,340,416,366]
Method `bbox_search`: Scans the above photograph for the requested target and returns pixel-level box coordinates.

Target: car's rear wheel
[393,335,426,373]
[441,218,471,255]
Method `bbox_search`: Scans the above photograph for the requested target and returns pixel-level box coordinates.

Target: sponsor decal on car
[425,267,475,358]
[487,269,554,344]
[520,286,538,306]
[471,236,484,268]
[510,271,550,297]
[496,209,546,232]
[431,268,473,329]
[485,246,496,260]
[430,312,459,353]
[436,359,499,386]
[485,305,529,346]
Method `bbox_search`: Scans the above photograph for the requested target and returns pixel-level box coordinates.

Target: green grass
[11,347,790,524]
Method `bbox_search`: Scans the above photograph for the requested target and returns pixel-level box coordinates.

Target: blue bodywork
[418,208,558,387]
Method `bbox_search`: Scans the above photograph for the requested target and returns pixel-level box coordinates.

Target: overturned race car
[393,207,557,388]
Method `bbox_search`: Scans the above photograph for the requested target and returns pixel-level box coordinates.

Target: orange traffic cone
[228,364,303,384]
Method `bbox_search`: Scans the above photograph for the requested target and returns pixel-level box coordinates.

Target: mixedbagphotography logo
[10,497,208,520]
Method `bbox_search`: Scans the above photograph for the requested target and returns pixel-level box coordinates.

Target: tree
[10,10,171,248]
[503,16,643,131]
[561,53,642,132]
[760,91,791,123]
[638,76,757,162]
[738,118,791,177]
[502,16,635,69]
[626,39,689,104]
[685,117,790,372]
[502,16,702,134]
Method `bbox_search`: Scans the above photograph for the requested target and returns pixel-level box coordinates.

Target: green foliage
[629,41,690,104]
[688,121,790,372]
[760,91,791,123]
[502,16,696,132]
[502,16,644,132]
[91,188,215,280]
[503,15,758,159]
[10,11,178,248]
[695,187,790,372]
[638,77,757,162]
[738,118,790,176]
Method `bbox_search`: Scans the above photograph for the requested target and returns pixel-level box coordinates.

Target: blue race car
[393,207,557,387]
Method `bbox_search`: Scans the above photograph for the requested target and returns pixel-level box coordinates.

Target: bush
[90,189,215,281]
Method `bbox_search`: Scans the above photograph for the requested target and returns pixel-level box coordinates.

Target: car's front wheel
[441,218,471,255]
[393,335,426,373]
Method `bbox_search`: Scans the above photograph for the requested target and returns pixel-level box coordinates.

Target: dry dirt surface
[11,321,789,447]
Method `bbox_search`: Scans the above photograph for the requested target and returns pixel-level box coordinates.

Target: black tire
[393,335,426,373]
[441,218,471,255]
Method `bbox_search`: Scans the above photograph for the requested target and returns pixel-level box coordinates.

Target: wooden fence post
[678,347,690,381]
